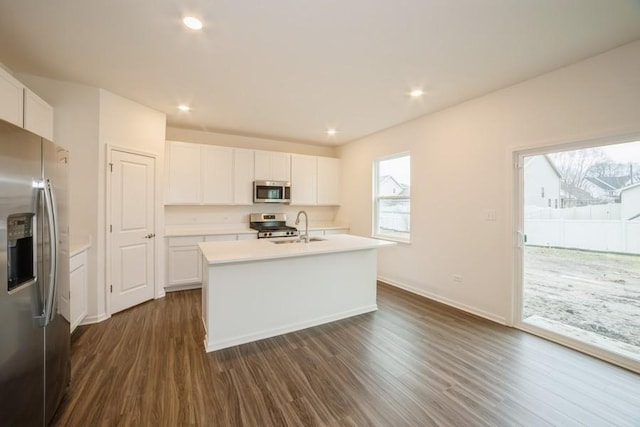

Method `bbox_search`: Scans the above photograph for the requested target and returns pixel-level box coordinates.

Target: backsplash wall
[165,205,341,228]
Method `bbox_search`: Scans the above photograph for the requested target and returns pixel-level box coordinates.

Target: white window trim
[372,152,411,244]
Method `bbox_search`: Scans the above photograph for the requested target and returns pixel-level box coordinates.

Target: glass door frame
[512,135,640,374]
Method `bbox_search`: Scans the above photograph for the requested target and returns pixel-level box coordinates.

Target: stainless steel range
[250,213,299,239]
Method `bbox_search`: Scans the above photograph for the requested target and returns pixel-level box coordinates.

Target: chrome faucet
[295,210,309,243]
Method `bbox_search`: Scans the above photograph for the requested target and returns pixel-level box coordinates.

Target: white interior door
[110,149,155,314]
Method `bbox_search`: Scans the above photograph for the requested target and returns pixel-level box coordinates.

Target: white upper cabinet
[233,149,255,205]
[290,154,317,205]
[165,141,340,206]
[0,67,54,140]
[165,141,202,204]
[165,141,256,205]
[24,88,54,141]
[0,67,25,127]
[317,157,341,205]
[290,155,341,206]
[254,150,291,182]
[202,145,234,204]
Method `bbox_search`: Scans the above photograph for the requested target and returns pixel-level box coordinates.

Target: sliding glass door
[516,140,640,371]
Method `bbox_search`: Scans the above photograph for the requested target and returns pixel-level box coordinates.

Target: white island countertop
[199,234,395,265]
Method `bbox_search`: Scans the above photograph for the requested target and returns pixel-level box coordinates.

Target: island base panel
[203,249,378,352]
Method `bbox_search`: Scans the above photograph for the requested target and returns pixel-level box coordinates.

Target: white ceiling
[1,1,639,145]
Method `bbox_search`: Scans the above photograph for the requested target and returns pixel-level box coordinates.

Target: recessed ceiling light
[183,16,203,30]
[327,128,337,137]
[177,105,191,112]
[410,89,424,98]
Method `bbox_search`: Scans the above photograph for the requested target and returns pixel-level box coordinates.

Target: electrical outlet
[452,274,463,283]
[484,209,497,221]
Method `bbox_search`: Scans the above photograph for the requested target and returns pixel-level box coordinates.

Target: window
[373,153,410,242]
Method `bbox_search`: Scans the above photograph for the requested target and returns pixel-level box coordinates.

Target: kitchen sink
[271,237,326,244]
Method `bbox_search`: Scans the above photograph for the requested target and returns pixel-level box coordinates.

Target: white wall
[17,75,104,321]
[15,76,166,322]
[98,90,167,315]
[165,205,339,229]
[337,40,640,324]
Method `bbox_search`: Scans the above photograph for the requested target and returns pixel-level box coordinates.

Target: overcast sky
[601,140,640,163]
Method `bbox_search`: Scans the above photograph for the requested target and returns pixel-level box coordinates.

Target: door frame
[105,145,162,317]
[510,132,640,374]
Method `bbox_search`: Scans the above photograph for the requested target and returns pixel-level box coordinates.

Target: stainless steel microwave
[253,180,291,203]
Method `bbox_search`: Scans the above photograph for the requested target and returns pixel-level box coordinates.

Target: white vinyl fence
[525,219,640,254]
[526,204,621,220]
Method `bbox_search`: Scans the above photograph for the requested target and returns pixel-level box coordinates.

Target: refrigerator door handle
[41,178,58,326]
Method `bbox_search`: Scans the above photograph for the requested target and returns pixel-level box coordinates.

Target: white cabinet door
[290,154,317,205]
[254,151,272,181]
[317,157,341,206]
[202,145,234,204]
[271,152,291,181]
[165,141,201,204]
[233,149,254,205]
[0,68,24,127]
[166,236,204,288]
[254,150,291,181]
[24,88,54,141]
[69,250,88,332]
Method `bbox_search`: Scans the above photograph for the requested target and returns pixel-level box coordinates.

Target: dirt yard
[523,246,640,349]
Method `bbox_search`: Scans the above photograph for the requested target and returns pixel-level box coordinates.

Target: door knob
[144,233,155,239]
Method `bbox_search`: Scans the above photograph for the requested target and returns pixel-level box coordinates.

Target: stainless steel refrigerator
[0,118,70,426]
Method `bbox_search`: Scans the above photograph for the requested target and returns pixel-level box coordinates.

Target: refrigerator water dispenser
[7,212,35,292]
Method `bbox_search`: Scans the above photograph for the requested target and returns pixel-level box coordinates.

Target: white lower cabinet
[166,229,346,290]
[166,236,204,290]
[69,249,88,333]
[166,234,250,290]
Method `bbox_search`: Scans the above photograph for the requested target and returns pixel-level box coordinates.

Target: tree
[548,148,606,189]
[587,161,640,184]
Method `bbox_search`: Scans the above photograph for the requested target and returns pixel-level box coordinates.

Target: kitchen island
[199,234,394,352]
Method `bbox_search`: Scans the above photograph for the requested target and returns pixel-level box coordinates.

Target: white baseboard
[80,312,109,325]
[205,305,377,352]
[377,276,507,325]
[165,283,202,293]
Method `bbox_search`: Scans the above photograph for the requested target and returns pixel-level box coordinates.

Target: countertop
[70,237,91,257]
[199,234,394,265]
[165,223,350,237]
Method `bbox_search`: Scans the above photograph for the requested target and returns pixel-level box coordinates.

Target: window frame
[372,152,411,244]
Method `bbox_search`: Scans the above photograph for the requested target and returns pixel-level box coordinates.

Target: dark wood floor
[52,283,640,426]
